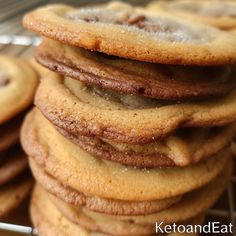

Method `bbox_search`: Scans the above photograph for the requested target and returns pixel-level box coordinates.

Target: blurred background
[0,0,235,235]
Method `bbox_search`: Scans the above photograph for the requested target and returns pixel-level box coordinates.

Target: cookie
[0,55,38,125]
[31,185,205,236]
[0,173,33,219]
[0,147,28,186]
[35,72,236,144]
[21,108,230,201]
[35,39,236,101]
[23,3,236,65]
[30,186,91,236]
[49,159,230,235]
[29,157,181,216]
[147,0,236,30]
[58,124,235,167]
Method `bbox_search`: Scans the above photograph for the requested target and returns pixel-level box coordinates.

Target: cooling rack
[0,0,235,235]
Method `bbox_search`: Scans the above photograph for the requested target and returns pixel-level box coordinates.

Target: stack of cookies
[0,55,37,219]
[22,2,236,235]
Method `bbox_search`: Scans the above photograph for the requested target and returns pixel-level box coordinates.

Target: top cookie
[35,39,236,101]
[0,55,38,124]
[23,2,236,65]
[147,0,236,30]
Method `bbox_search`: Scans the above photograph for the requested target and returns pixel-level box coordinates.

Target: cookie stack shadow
[0,55,37,220]
[21,2,236,236]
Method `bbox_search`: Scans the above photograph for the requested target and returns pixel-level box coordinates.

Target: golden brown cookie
[58,123,235,167]
[35,72,236,144]
[23,3,236,65]
[35,39,236,101]
[29,157,181,216]
[147,0,236,30]
[31,185,204,236]
[0,148,28,186]
[0,174,33,219]
[0,55,38,125]
[21,108,230,201]
[49,158,230,235]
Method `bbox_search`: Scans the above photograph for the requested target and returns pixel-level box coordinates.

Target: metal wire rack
[0,0,235,235]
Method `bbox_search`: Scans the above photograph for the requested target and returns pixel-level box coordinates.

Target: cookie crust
[29,157,181,216]
[31,185,205,236]
[35,73,236,144]
[58,124,235,168]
